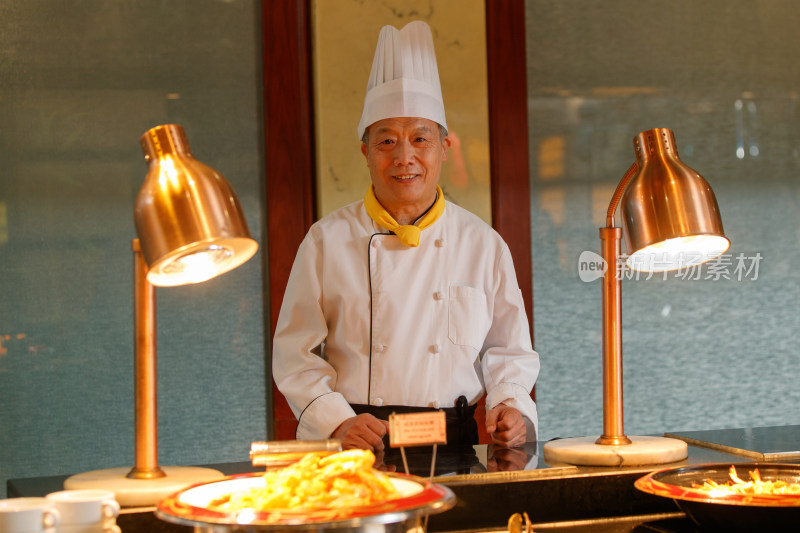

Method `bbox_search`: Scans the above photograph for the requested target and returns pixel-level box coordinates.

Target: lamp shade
[134,124,258,287]
[621,128,730,272]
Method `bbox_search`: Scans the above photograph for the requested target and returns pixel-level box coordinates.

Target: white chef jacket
[272,199,540,442]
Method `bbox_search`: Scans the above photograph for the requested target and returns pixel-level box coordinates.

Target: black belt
[350,395,478,450]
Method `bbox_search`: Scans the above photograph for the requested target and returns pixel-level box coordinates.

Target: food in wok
[693,465,800,496]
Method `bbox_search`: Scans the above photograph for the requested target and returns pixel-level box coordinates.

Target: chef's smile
[362,117,450,225]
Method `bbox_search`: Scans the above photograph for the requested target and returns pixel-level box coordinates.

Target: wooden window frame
[262,0,531,440]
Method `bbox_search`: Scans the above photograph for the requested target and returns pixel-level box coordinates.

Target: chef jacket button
[373,397,384,407]
[371,239,380,248]
[435,239,445,247]
[431,343,441,355]
[374,344,386,354]
[432,401,441,409]
[433,291,444,301]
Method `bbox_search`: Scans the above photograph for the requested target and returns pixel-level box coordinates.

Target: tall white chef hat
[357,20,447,140]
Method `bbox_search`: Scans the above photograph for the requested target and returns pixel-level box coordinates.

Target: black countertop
[8,426,800,532]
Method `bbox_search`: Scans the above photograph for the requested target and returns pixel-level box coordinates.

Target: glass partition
[527,0,800,441]
[0,0,266,496]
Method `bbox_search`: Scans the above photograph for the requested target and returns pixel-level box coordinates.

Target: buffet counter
[8,426,800,532]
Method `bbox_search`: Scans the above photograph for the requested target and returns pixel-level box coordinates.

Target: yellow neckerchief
[363,184,445,247]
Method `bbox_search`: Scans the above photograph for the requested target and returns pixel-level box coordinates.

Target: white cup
[0,497,60,532]
[44,490,119,527]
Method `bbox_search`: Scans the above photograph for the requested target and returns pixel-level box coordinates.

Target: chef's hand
[485,404,526,448]
[331,413,391,452]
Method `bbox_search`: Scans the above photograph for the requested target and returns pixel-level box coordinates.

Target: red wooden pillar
[487,0,533,334]
[262,0,314,440]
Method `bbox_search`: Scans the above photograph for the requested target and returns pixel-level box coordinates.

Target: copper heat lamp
[64,124,258,504]
[544,128,730,466]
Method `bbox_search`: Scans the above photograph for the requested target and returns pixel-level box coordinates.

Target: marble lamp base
[543,435,688,467]
[64,466,224,507]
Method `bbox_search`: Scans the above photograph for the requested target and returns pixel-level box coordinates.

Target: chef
[272,21,539,452]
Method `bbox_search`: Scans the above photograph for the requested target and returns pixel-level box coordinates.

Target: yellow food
[693,465,800,496]
[209,449,400,512]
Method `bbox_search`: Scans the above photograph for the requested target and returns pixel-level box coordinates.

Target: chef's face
[361,117,450,224]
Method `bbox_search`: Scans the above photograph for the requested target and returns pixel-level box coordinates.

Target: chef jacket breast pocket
[448,284,490,351]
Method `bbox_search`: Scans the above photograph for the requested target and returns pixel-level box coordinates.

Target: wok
[635,462,800,531]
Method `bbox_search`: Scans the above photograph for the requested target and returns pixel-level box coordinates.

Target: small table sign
[389,411,447,448]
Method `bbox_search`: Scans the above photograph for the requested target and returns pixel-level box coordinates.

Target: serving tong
[249,439,342,470]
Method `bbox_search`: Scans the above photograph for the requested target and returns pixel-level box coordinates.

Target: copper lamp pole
[128,238,166,480]
[596,163,639,446]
